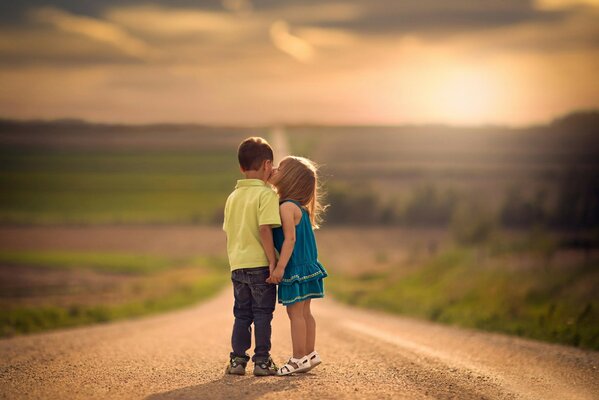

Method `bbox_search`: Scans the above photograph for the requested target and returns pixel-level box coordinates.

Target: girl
[266,156,328,376]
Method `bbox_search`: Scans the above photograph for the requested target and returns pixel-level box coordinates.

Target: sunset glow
[0,1,597,125]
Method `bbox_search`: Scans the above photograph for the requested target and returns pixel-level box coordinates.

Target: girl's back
[273,199,318,267]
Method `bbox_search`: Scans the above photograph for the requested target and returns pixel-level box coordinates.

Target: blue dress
[273,199,328,306]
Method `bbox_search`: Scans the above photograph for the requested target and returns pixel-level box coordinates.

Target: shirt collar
[235,179,267,189]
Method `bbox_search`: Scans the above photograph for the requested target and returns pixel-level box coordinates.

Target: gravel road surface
[1,288,598,399]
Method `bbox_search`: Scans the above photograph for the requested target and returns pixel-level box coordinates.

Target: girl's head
[270,156,326,229]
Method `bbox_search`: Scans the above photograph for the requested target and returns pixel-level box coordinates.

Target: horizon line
[1,108,598,130]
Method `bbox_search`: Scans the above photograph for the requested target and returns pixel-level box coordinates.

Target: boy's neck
[243,170,266,182]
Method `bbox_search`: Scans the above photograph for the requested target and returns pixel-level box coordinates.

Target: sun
[385,38,508,125]
[433,67,500,125]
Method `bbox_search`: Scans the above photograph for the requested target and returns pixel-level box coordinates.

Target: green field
[1,118,597,228]
[0,250,229,336]
[0,250,186,274]
[328,239,599,350]
[0,121,260,225]
[0,149,239,224]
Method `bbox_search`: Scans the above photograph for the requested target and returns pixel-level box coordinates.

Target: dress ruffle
[278,261,327,305]
[279,260,327,286]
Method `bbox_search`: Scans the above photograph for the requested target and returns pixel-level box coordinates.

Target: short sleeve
[222,195,229,232]
[258,189,282,227]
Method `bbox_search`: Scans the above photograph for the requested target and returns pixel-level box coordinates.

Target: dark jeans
[230,266,276,363]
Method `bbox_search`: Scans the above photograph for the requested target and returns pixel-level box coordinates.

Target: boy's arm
[259,225,277,273]
[257,190,281,277]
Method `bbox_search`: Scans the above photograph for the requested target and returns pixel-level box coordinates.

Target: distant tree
[552,168,599,229]
[325,184,386,225]
[500,186,548,228]
[551,110,599,134]
[402,184,457,227]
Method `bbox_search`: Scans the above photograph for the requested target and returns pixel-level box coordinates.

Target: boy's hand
[265,263,276,283]
[266,267,284,284]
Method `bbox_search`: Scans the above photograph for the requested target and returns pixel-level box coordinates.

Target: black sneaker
[253,357,277,376]
[226,356,248,375]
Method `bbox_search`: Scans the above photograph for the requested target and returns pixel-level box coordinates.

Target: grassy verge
[328,247,599,350]
[0,251,230,337]
[0,250,182,274]
[0,274,227,336]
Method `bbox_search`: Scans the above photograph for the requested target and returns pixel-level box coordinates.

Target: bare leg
[303,299,316,354]
[286,301,307,358]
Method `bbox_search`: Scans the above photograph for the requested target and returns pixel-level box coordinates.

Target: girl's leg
[286,301,307,358]
[303,299,316,354]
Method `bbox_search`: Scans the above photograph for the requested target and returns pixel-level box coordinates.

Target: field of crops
[1,117,597,227]
[0,122,258,224]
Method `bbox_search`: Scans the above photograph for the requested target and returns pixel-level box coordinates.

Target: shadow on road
[146,373,315,400]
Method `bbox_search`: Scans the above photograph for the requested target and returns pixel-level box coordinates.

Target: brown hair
[238,137,274,171]
[273,156,327,229]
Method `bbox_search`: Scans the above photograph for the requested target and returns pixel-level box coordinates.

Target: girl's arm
[267,202,297,284]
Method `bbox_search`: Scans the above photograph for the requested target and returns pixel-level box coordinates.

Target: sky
[0,0,598,126]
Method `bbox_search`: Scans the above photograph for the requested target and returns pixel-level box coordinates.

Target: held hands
[265,262,276,284]
[268,262,275,276]
[266,266,284,284]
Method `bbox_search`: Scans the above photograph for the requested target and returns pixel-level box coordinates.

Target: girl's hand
[266,267,284,284]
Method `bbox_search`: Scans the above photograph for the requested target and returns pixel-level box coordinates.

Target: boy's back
[223,179,280,270]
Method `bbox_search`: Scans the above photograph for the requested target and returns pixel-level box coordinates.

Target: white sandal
[277,356,310,376]
[299,351,321,372]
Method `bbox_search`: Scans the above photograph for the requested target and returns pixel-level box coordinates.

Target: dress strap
[279,199,303,208]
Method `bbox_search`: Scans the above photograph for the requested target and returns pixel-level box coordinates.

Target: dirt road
[1,287,597,400]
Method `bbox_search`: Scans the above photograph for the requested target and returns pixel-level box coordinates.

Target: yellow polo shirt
[223,179,281,270]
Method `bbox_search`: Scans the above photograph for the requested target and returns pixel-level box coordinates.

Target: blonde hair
[273,156,327,229]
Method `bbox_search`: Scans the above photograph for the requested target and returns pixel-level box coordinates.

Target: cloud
[264,2,364,24]
[436,8,599,54]
[270,20,315,63]
[0,27,142,66]
[221,0,253,14]
[295,27,356,48]
[294,0,568,36]
[29,6,160,61]
[105,5,250,38]
[534,0,599,10]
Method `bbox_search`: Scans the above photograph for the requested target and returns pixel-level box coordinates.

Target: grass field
[0,149,240,224]
[0,250,229,336]
[0,122,262,225]
[0,224,597,350]
[1,120,596,227]
[326,236,599,350]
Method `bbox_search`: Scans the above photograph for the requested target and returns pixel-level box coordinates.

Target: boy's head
[238,137,274,173]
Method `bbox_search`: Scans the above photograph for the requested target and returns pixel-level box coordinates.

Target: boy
[223,137,281,376]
